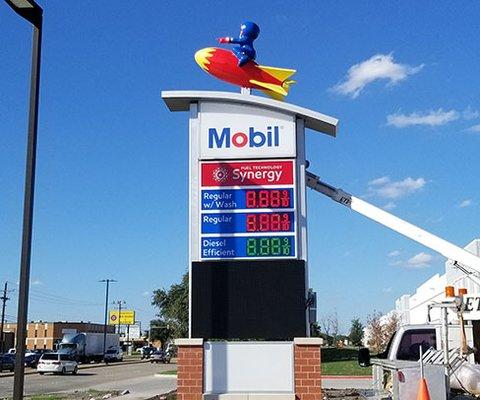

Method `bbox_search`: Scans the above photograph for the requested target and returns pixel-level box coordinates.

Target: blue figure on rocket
[218,21,260,67]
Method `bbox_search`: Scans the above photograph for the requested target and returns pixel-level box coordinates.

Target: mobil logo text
[208,126,280,149]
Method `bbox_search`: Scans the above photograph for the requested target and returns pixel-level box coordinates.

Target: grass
[159,369,178,375]
[321,347,372,376]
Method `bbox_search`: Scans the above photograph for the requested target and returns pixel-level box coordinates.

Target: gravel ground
[323,389,364,399]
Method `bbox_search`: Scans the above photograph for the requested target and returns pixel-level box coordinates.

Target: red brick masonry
[294,338,323,400]
[176,339,204,400]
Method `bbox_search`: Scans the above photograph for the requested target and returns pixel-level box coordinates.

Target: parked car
[140,346,157,359]
[150,350,171,364]
[37,353,78,375]
[25,352,43,368]
[0,354,15,372]
[103,348,123,362]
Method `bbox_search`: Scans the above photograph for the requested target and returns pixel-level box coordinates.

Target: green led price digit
[282,237,291,255]
[246,238,257,256]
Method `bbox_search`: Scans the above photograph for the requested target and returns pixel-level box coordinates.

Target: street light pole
[100,279,116,358]
[4,1,43,399]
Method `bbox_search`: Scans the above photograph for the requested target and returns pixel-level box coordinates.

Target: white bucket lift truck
[306,170,480,399]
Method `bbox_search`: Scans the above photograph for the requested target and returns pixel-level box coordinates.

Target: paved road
[0,361,177,399]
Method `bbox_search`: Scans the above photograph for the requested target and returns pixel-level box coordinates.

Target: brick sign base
[175,338,322,400]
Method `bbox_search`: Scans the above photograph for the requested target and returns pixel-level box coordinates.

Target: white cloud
[388,250,401,257]
[368,176,426,199]
[142,291,150,297]
[31,279,42,286]
[382,287,393,293]
[332,53,423,98]
[463,107,479,120]
[467,124,480,133]
[369,176,390,186]
[407,252,434,268]
[383,201,397,210]
[459,199,473,208]
[387,109,459,128]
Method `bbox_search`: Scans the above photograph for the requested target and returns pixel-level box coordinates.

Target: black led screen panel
[191,259,306,339]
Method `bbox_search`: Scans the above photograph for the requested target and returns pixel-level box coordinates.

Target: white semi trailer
[58,332,119,363]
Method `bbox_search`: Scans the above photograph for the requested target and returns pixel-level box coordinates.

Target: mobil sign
[199,101,296,159]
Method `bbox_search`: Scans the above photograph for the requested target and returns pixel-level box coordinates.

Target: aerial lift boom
[306,171,480,284]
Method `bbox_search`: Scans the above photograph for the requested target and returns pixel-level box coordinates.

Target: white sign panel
[199,102,296,160]
[204,341,294,393]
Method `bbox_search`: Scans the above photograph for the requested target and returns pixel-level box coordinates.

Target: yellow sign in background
[108,310,135,325]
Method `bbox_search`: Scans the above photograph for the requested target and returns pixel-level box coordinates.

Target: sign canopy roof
[161,91,338,137]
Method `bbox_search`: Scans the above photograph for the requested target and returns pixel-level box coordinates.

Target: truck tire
[38,372,44,375]
[72,366,78,375]
[62,367,66,375]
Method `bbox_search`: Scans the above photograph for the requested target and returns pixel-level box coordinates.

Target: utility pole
[113,300,126,335]
[99,279,116,358]
[0,282,10,354]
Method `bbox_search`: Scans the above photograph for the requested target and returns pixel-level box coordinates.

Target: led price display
[201,236,295,258]
[246,237,292,257]
[246,213,291,232]
[202,212,294,234]
[200,160,297,259]
[202,188,294,210]
[246,189,292,208]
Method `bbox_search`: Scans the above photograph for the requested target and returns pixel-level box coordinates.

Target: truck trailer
[58,332,119,363]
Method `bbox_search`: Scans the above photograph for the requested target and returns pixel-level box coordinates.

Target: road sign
[109,310,135,325]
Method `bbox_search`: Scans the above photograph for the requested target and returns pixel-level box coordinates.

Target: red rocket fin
[257,65,296,82]
[249,79,288,96]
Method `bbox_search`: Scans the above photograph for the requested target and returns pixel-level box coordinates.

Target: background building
[3,321,114,350]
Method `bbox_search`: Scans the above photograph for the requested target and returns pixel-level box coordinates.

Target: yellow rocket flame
[194,47,215,71]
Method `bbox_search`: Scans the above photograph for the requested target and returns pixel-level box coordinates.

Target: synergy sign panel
[199,102,296,160]
[200,159,297,260]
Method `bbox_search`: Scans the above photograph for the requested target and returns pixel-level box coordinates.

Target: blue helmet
[240,21,260,39]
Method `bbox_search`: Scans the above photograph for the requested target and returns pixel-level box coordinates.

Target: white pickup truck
[359,324,480,399]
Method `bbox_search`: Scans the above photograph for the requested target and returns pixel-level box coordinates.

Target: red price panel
[246,213,293,232]
[246,189,293,209]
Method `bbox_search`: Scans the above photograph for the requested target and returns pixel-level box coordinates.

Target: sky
[1,1,480,334]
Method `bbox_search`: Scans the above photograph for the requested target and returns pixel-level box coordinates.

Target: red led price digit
[246,191,256,208]
[246,214,257,232]
[271,214,281,231]
[270,190,280,208]
[258,190,269,207]
[259,214,270,231]
[281,213,291,231]
[281,190,290,207]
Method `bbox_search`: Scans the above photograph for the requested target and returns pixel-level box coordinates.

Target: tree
[383,312,399,345]
[349,317,364,347]
[329,312,339,347]
[151,272,188,340]
[366,310,384,353]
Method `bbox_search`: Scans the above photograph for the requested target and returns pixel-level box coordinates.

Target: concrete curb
[0,358,149,379]
[322,375,372,380]
[154,373,177,378]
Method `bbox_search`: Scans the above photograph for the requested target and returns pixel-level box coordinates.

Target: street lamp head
[4,0,43,27]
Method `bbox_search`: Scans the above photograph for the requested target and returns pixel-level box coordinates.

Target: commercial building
[3,321,115,350]
[395,239,480,325]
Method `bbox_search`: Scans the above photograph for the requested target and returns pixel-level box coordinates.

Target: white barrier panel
[204,341,294,394]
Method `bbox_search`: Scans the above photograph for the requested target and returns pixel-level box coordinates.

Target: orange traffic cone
[416,378,431,400]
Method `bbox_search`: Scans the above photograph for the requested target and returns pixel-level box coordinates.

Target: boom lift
[305,171,480,285]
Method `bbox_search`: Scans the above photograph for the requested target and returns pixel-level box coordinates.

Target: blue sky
[1,1,479,333]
